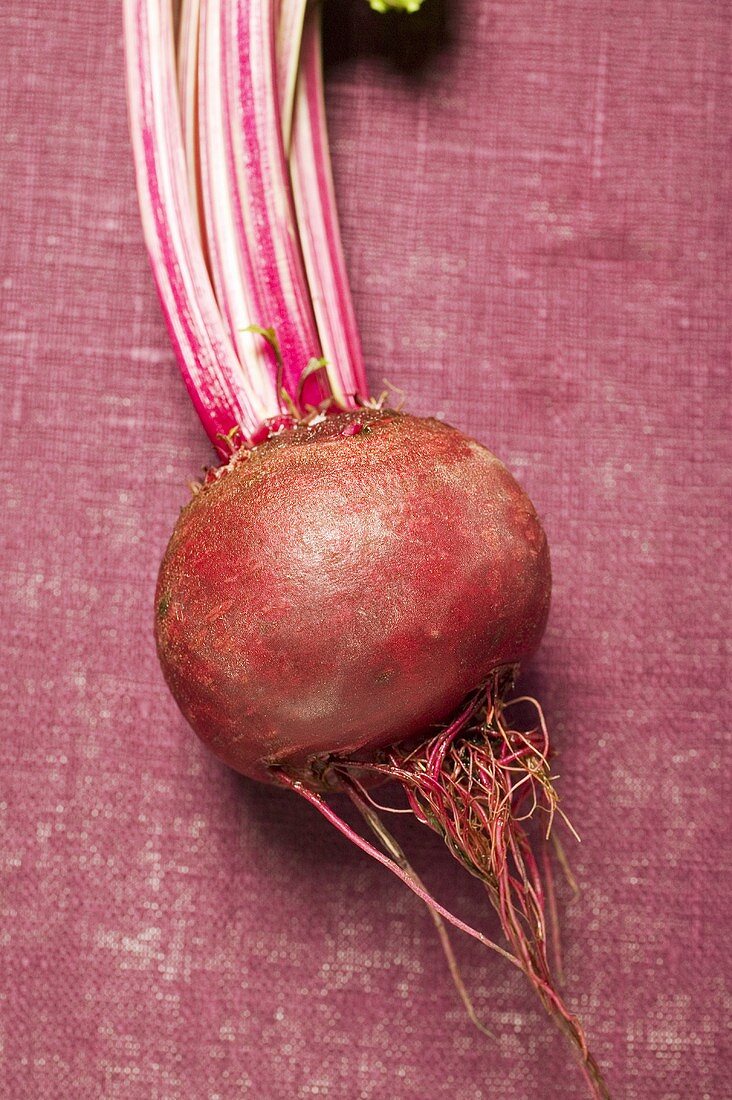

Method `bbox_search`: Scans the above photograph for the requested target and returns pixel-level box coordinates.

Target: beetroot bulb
[125,1,610,1096]
[155,410,551,784]
[155,406,608,1096]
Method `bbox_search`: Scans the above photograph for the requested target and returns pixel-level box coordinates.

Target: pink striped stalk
[124,0,275,452]
[289,4,369,406]
[274,0,308,150]
[198,0,285,409]
[207,0,326,408]
[176,0,205,244]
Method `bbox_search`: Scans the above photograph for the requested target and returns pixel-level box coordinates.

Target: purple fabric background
[1,1,729,1097]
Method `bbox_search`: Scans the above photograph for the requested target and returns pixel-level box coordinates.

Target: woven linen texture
[1,1,729,1097]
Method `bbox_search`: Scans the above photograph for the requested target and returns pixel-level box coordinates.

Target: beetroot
[155,409,551,783]
[154,409,610,1095]
[127,3,611,1091]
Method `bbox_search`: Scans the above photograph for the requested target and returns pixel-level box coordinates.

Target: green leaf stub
[369,0,426,13]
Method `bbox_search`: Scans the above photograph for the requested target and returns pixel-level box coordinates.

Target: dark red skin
[155,410,551,784]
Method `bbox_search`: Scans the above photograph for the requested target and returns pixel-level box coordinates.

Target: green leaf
[243,323,282,364]
[297,356,329,396]
[369,0,426,11]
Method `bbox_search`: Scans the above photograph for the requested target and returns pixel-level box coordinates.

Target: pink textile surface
[1,1,729,1097]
